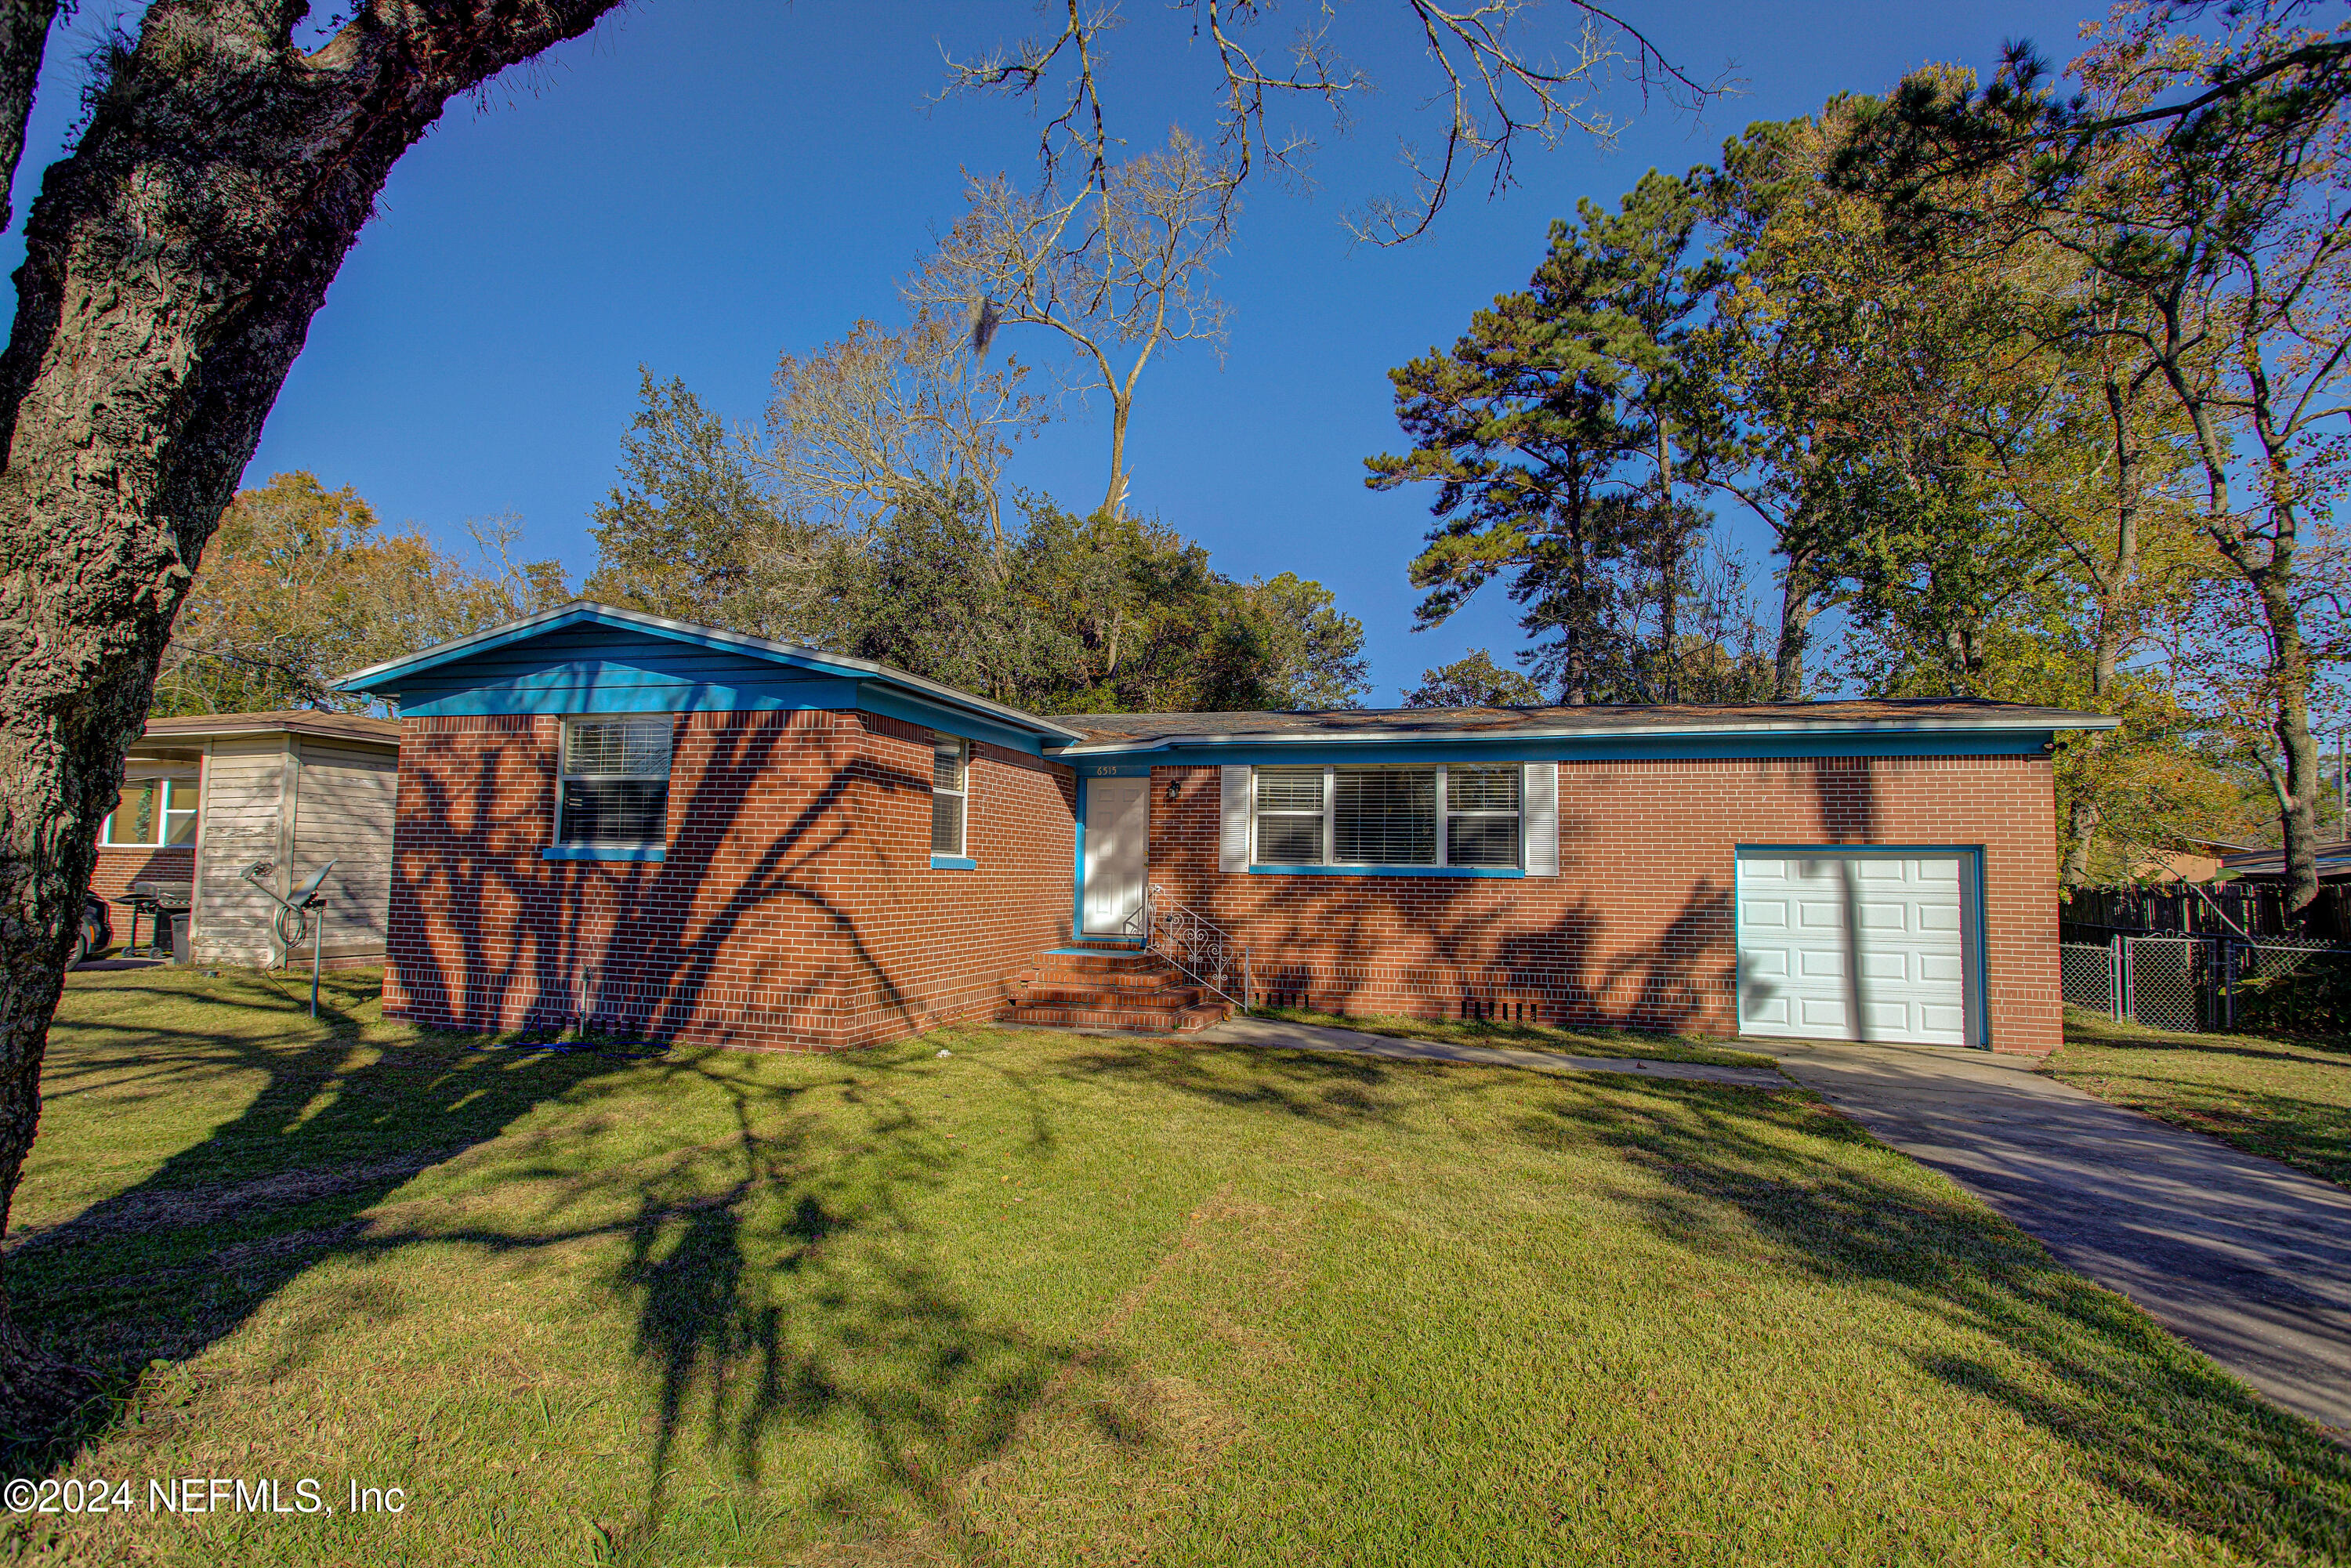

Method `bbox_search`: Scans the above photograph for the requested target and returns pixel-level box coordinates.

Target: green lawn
[5,967,2348,1566]
[1252,1005,1778,1068]
[2052,1009,2351,1190]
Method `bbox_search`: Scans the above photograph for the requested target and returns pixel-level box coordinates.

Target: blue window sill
[1248,864,1523,878]
[545,845,667,863]
[930,855,979,871]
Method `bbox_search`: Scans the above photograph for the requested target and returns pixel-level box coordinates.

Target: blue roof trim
[856,683,1052,757]
[333,601,1083,744]
[1049,730,2057,767]
[1250,864,1524,879]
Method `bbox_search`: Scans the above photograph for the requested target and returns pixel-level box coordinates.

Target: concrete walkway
[1196,1014,1791,1088]
[1769,1039,2351,1434]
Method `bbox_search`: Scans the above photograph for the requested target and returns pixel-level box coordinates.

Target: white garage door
[1734,852,1974,1045]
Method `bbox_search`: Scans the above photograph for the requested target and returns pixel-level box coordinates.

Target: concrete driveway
[1769,1039,2351,1434]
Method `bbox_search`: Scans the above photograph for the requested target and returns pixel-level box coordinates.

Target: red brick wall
[382,709,1078,1051]
[89,845,196,951]
[1146,753,2063,1054]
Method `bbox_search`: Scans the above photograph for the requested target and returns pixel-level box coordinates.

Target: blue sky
[5,1,2098,702]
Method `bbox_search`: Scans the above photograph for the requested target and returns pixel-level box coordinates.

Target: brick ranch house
[335,602,2116,1056]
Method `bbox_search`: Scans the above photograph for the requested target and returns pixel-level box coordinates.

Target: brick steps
[1000,944,1232,1034]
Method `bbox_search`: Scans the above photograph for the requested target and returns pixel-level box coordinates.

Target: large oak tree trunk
[0,0,619,1432]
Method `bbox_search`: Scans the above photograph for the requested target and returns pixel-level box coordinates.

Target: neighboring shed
[95,711,401,965]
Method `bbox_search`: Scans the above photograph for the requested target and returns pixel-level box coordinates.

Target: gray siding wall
[291,741,397,957]
[193,738,288,965]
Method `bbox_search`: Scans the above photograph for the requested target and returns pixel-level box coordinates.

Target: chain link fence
[2062,934,2347,1032]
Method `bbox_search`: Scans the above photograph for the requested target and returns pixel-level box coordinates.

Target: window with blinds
[1334,769,1437,865]
[559,716,672,846]
[1253,766,1325,864]
[931,733,969,856]
[1445,766,1522,867]
[1251,764,1521,870]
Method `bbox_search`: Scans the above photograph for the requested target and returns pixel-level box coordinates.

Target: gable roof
[1052,697,2120,752]
[332,601,1089,744]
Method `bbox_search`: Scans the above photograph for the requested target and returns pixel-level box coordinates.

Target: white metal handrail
[1143,884,1252,1012]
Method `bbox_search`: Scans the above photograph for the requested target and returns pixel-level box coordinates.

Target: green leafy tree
[1404,649,1545,707]
[584,371,823,639]
[1369,171,1750,704]
[1834,0,2351,912]
[157,473,568,716]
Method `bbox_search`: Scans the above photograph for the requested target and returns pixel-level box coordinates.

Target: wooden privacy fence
[2059,882,2351,945]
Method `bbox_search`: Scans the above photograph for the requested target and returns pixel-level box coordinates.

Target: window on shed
[101,777,198,846]
[559,717,672,846]
[931,733,969,856]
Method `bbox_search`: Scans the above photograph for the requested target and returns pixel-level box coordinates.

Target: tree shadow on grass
[11,983,1085,1565]
[564,1047,1081,1558]
[1060,1037,2351,1559]
[1062,1037,1403,1128]
[3,986,626,1468]
[1506,1082,2351,1564]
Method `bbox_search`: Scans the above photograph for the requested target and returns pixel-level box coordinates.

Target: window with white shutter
[1248,764,1523,870]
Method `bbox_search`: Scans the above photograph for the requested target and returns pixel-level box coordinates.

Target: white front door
[1082,778,1150,936]
[1734,851,1975,1045]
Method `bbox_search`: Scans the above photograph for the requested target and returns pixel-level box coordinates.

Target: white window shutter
[1220,766,1253,872]
[1523,762,1558,876]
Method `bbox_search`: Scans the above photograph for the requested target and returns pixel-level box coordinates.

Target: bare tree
[755,306,1048,559]
[915,131,1233,521]
[942,0,1718,244]
[0,0,1702,1429]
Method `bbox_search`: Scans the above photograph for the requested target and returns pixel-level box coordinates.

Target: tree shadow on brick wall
[390,716,935,1048]
[1230,875,1738,1037]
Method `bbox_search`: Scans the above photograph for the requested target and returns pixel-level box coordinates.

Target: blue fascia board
[400,669,858,719]
[544,844,667,863]
[1052,730,2056,769]
[856,683,1051,757]
[930,855,979,871]
[1249,864,1525,878]
[342,605,874,691]
[337,603,1081,743]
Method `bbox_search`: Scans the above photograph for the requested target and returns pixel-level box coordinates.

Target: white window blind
[1444,766,1521,867]
[1334,769,1437,865]
[1250,764,1523,870]
[931,733,969,856]
[559,717,671,846]
[1253,766,1325,865]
